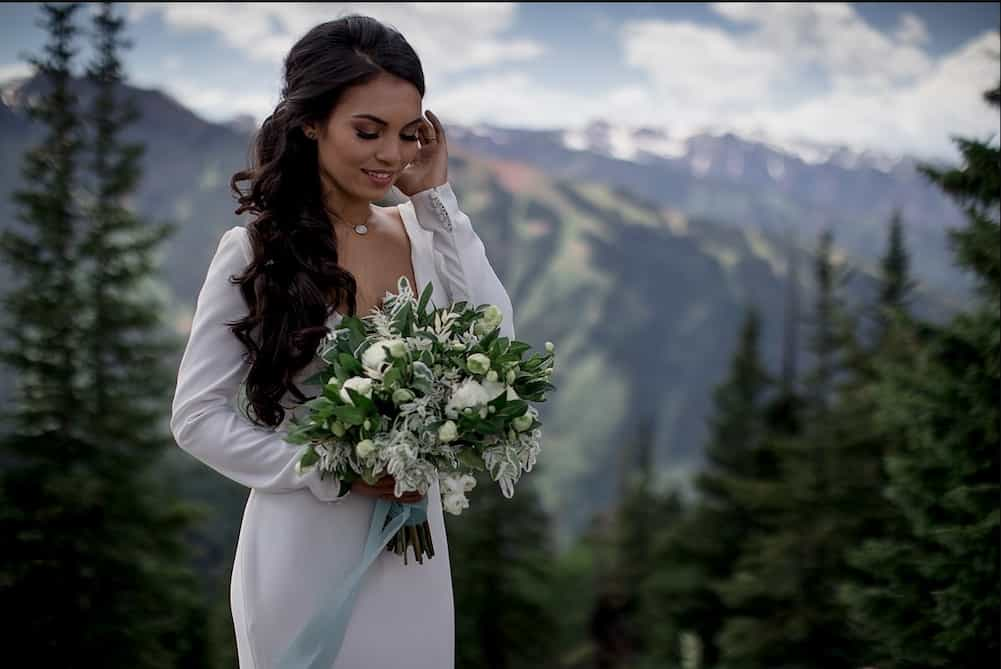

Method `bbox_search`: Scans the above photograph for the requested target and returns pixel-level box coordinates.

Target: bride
[169,14,514,669]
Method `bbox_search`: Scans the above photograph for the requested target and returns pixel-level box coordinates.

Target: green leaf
[417,281,434,317]
[457,448,486,471]
[299,448,320,467]
[338,352,363,376]
[305,396,335,412]
[333,404,366,426]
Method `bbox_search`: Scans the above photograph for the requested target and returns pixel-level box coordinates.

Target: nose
[375,137,401,166]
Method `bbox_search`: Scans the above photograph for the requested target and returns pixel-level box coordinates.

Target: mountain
[0,75,962,546]
[451,121,976,301]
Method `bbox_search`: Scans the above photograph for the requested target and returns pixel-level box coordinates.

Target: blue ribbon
[277,496,429,669]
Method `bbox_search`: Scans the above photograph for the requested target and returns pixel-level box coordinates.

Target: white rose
[339,376,373,405]
[442,492,470,515]
[438,420,458,443]
[386,339,407,358]
[445,379,491,417]
[474,305,503,336]
[458,473,477,493]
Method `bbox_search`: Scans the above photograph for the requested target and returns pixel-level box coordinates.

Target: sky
[1,2,998,161]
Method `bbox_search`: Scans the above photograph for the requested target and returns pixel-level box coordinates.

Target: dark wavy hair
[227,15,425,428]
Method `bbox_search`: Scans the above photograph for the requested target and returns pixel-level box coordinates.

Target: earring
[305,129,316,139]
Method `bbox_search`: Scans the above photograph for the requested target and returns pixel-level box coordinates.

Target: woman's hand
[395,109,448,197]
[351,473,425,504]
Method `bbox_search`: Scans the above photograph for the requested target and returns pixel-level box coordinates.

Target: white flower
[466,353,491,375]
[340,376,373,405]
[438,420,458,443]
[442,492,470,515]
[545,341,554,353]
[362,338,405,376]
[445,378,506,419]
[474,305,503,336]
[356,439,376,459]
[486,370,499,382]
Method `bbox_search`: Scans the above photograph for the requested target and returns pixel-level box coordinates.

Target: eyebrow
[352,113,423,128]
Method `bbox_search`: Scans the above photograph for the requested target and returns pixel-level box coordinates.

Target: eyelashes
[355,131,420,142]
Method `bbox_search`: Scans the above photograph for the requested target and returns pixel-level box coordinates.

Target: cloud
[428,72,647,130]
[0,62,34,83]
[617,3,999,159]
[129,2,543,83]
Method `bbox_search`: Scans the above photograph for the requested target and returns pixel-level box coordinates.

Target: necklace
[324,207,371,236]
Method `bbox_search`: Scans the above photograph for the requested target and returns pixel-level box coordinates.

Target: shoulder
[222,225,252,263]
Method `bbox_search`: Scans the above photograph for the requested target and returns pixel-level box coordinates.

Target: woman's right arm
[169,226,351,503]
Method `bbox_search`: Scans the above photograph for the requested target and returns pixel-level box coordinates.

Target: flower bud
[392,388,415,405]
[355,439,376,459]
[363,419,371,431]
[466,353,491,375]
[330,420,346,437]
[486,370,499,382]
[506,369,516,384]
[438,420,458,443]
[545,341,555,354]
[387,339,407,358]
[513,413,534,432]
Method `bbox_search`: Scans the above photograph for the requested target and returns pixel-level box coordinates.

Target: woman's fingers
[425,110,446,147]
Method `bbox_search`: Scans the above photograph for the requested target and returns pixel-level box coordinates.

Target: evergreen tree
[643,307,772,667]
[0,4,207,665]
[717,230,867,668]
[840,81,1000,666]
[446,467,558,669]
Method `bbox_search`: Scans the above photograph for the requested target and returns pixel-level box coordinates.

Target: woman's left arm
[409,183,515,340]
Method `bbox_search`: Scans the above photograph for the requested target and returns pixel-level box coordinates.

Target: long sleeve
[409,182,516,340]
[169,226,351,502]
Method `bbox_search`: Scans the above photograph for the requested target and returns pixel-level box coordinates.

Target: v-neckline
[327,203,422,324]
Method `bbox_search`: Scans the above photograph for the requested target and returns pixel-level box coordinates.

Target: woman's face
[310,72,423,208]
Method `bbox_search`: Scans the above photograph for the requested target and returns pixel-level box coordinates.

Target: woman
[169,15,514,669]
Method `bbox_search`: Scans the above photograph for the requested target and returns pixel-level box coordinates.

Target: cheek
[403,142,420,163]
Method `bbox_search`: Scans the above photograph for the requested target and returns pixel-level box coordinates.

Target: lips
[362,169,395,185]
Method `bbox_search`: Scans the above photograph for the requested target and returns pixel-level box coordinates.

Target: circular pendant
[354,224,368,235]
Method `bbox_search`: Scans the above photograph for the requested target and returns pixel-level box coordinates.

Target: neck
[319,176,371,232]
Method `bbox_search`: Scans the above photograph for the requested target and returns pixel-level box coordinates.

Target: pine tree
[840,80,1000,667]
[0,4,208,665]
[0,5,94,659]
[446,467,558,669]
[717,230,868,667]
[643,307,772,667]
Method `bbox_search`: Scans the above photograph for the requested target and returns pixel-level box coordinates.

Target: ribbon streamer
[277,495,429,668]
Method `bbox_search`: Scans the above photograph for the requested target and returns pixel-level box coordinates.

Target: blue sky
[1,3,998,160]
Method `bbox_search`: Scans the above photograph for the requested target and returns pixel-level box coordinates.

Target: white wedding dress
[169,184,515,669]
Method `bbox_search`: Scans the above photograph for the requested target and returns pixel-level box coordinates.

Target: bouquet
[285,276,556,564]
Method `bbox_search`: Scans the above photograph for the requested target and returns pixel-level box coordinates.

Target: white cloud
[0,62,34,83]
[129,2,543,84]
[894,12,930,46]
[616,4,999,159]
[428,72,648,130]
